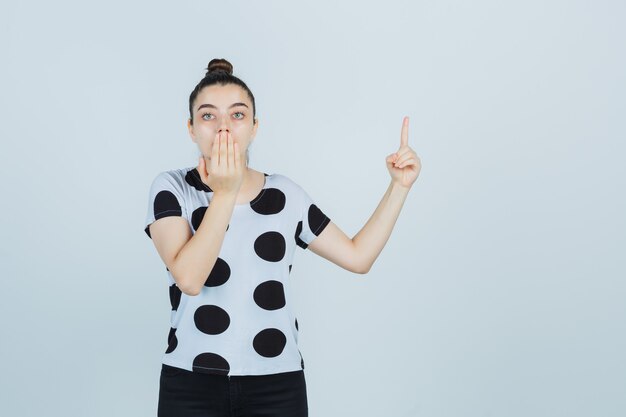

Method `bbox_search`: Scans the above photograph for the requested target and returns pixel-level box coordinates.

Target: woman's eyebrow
[197,102,249,112]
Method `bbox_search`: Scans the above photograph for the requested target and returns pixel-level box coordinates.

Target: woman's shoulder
[266,172,301,189]
[267,173,314,204]
[150,166,201,192]
[152,165,194,179]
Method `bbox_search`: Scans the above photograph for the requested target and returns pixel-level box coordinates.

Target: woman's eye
[201,113,213,121]
[233,111,244,119]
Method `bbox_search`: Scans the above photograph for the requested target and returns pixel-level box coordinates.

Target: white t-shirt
[143,166,331,376]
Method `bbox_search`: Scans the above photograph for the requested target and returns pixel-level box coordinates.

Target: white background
[1,1,624,416]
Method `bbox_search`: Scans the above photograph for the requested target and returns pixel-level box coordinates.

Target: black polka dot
[165,327,178,353]
[191,206,207,231]
[185,168,213,192]
[295,221,307,249]
[193,352,230,375]
[289,264,292,274]
[251,188,286,215]
[194,305,230,335]
[253,328,287,358]
[307,204,330,237]
[204,258,230,287]
[145,190,184,238]
[154,190,182,220]
[253,280,286,310]
[192,206,229,232]
[169,284,182,310]
[295,318,298,331]
[254,231,286,262]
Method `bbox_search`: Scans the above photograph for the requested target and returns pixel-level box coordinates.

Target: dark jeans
[157,364,308,417]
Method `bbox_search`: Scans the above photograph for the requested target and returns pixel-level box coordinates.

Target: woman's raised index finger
[400,116,409,148]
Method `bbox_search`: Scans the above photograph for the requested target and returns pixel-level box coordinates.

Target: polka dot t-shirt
[143,166,331,376]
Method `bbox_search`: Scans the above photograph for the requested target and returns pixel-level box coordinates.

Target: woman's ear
[251,117,259,139]
[187,118,196,143]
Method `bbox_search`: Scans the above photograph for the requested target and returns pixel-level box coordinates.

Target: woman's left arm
[307,116,422,274]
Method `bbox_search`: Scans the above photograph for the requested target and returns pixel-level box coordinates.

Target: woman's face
[187,83,258,162]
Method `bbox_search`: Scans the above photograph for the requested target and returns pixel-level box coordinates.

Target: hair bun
[206,58,233,76]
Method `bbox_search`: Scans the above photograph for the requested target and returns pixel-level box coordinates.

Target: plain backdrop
[1,1,624,416]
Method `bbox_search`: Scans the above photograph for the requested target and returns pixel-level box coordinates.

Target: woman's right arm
[149,131,243,296]
[149,192,237,296]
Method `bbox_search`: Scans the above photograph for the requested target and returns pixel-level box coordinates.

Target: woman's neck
[235,167,263,203]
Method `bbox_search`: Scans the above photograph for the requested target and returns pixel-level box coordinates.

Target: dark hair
[188,58,256,126]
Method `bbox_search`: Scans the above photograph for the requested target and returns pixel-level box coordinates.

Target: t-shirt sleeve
[143,172,188,239]
[296,185,331,250]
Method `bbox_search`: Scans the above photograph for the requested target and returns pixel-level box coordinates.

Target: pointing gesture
[385,116,422,188]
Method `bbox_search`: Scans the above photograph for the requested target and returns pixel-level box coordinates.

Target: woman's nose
[218,116,231,132]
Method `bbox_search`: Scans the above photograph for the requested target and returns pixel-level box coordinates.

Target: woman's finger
[210,132,219,173]
[400,116,409,148]
[219,132,228,170]
[394,150,416,167]
[234,142,240,171]
[227,132,234,171]
[390,147,412,163]
[396,157,417,169]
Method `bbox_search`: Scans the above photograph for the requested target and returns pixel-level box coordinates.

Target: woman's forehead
[198,84,249,103]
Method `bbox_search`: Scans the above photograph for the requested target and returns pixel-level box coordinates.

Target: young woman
[144,58,421,417]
